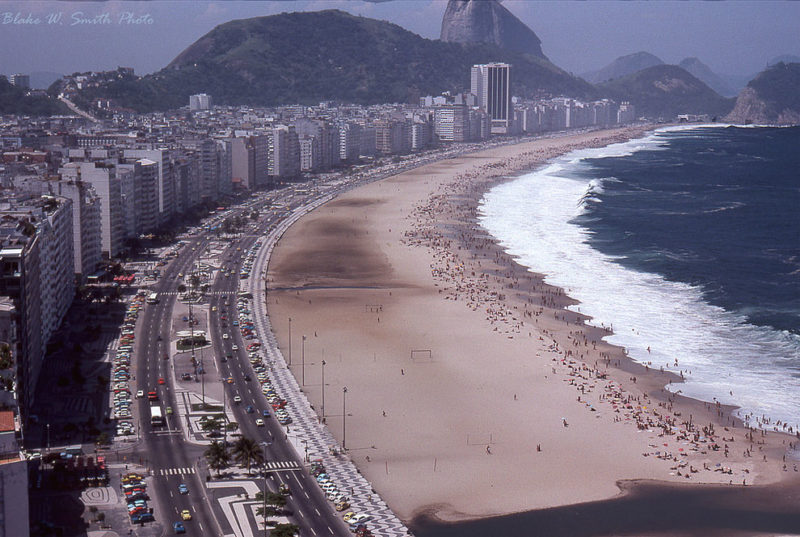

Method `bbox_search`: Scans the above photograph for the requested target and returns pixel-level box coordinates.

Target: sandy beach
[265,127,799,523]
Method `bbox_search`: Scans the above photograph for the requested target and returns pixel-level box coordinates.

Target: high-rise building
[48,180,102,282]
[267,126,300,180]
[180,139,220,202]
[299,135,320,172]
[189,93,212,111]
[123,148,175,226]
[134,159,160,235]
[9,74,29,90]
[0,194,75,418]
[59,162,125,259]
[471,63,512,134]
[374,120,409,155]
[228,137,256,190]
[617,101,636,124]
[434,105,470,142]
[338,123,362,162]
[294,119,339,171]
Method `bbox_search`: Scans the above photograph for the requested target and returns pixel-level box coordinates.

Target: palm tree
[270,524,299,537]
[204,441,230,477]
[232,436,264,475]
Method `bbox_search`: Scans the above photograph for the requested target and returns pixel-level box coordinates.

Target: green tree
[255,491,287,507]
[204,441,230,477]
[255,504,280,519]
[200,417,223,435]
[232,436,264,475]
[270,523,299,537]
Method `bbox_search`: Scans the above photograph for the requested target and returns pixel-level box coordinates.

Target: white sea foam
[478,133,800,430]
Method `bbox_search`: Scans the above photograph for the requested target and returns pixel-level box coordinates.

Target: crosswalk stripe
[157,467,196,476]
[264,461,300,471]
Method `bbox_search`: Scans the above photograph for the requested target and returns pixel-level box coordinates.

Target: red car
[158,377,165,385]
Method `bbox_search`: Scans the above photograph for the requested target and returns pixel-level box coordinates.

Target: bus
[150,405,164,427]
[146,292,159,304]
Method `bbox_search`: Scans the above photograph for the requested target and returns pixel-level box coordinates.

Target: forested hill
[73,9,596,112]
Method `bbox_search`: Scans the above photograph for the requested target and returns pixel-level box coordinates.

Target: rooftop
[0,411,14,432]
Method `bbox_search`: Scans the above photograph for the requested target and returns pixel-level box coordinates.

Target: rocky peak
[440,0,546,59]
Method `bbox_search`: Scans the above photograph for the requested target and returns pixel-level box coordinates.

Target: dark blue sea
[479,125,800,428]
[411,125,800,537]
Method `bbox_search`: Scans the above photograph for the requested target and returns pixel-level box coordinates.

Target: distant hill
[0,77,67,116]
[73,9,594,113]
[599,64,734,119]
[582,51,664,84]
[718,55,800,97]
[768,54,800,66]
[440,0,546,59]
[678,58,735,97]
[726,62,800,125]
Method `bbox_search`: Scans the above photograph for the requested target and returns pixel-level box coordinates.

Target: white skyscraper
[189,93,212,111]
[471,63,512,134]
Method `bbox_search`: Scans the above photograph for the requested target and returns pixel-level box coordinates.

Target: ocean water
[478,125,800,429]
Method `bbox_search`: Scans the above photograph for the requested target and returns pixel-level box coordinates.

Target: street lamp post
[342,386,348,450]
[260,441,272,537]
[301,335,306,386]
[221,381,227,449]
[288,317,292,366]
[321,359,326,418]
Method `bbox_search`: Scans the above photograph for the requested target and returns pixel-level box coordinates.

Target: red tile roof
[0,411,14,432]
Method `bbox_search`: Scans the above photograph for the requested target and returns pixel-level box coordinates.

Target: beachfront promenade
[247,197,411,536]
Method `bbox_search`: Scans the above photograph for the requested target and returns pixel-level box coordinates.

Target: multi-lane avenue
[133,190,355,537]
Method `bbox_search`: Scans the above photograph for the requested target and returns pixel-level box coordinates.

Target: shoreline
[265,125,798,524]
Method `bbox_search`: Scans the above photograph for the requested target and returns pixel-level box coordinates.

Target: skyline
[0,1,798,82]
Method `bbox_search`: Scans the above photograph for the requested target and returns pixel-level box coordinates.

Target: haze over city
[1,0,799,78]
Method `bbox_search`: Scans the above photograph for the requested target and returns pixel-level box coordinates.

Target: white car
[349,514,372,527]
[136,390,144,398]
[232,345,238,351]
[233,395,242,403]
[222,334,229,340]
[255,418,265,427]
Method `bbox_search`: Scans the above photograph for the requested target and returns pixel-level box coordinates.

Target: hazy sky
[1,0,798,78]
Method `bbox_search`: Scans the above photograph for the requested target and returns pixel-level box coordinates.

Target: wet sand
[265,127,799,524]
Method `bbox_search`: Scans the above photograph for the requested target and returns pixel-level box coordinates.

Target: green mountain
[726,62,800,125]
[599,64,734,119]
[0,77,67,116]
[73,9,595,113]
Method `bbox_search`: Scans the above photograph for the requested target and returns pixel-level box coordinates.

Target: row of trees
[204,436,263,476]
[204,436,298,536]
